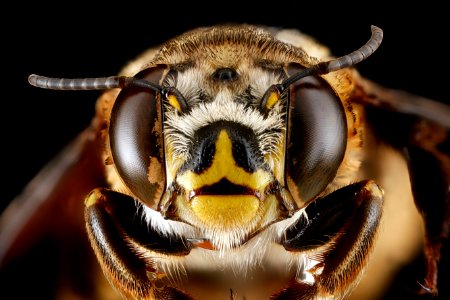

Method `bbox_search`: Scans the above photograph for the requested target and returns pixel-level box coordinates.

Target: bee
[0,24,449,300]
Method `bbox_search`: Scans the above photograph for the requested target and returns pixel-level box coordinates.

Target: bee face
[106,26,358,250]
[160,38,289,245]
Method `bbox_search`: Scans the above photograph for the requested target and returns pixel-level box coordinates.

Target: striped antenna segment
[28,74,162,92]
[28,74,125,90]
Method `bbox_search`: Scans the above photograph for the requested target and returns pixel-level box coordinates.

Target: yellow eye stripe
[167,93,182,112]
[265,90,280,110]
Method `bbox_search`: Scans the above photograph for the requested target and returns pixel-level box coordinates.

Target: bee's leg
[272,180,383,299]
[84,188,194,300]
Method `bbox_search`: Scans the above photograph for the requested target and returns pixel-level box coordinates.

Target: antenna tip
[28,74,38,86]
[370,25,383,34]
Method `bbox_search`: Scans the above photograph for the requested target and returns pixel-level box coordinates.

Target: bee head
[28,25,382,248]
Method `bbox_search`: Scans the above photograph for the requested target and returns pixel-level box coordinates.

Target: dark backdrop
[2,2,448,299]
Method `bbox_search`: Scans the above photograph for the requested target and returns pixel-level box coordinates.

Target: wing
[353,77,450,299]
[0,122,116,299]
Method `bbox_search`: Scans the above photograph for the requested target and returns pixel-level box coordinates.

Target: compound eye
[109,66,167,209]
[286,68,347,204]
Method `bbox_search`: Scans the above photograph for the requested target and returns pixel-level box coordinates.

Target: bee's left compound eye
[109,66,167,209]
[286,75,347,204]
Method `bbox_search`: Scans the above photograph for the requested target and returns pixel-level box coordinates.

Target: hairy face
[159,58,289,248]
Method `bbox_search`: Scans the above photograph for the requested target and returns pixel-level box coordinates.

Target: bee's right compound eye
[109,66,167,209]
[286,75,347,204]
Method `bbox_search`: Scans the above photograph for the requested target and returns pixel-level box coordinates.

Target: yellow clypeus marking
[177,130,272,191]
[191,195,259,229]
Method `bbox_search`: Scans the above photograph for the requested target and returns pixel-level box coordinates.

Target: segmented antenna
[28,26,382,93]
[281,25,383,89]
[28,74,162,92]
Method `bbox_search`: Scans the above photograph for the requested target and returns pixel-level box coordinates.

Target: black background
[2,2,448,299]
